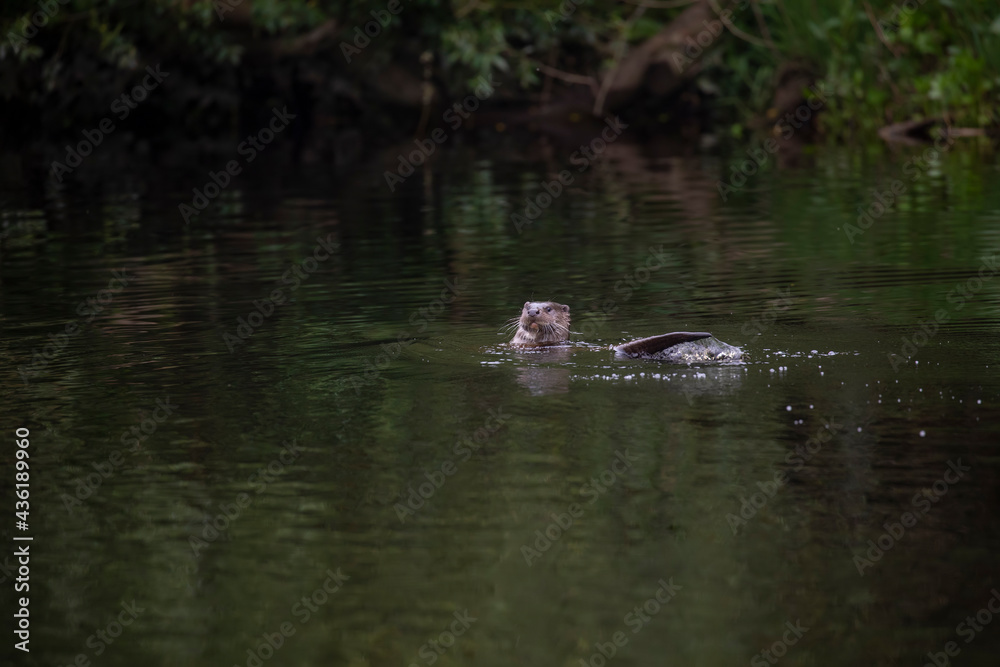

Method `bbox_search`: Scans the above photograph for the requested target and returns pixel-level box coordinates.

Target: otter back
[507,300,742,363]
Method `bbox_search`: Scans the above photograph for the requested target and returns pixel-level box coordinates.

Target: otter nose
[527,308,540,317]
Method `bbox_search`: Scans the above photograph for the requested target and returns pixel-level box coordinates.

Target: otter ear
[562,305,570,312]
[524,301,530,308]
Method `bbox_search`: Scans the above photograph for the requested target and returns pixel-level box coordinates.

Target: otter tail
[614,332,713,357]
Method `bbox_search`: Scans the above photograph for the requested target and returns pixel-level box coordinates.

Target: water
[2,136,999,666]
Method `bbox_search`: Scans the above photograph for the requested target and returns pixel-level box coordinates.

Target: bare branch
[863,0,903,57]
[533,61,600,96]
[594,4,648,115]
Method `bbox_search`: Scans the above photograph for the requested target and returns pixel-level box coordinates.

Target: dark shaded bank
[3,0,999,164]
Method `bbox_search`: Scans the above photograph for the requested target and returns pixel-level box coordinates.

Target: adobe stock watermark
[0,550,24,588]
[29,407,59,439]
[877,0,931,34]
[543,0,587,27]
[340,0,406,63]
[233,568,348,667]
[61,396,178,513]
[750,620,809,666]
[407,610,477,667]
[49,600,145,663]
[5,0,70,53]
[521,449,637,566]
[384,74,500,192]
[578,578,681,667]
[222,234,338,351]
[510,115,628,233]
[726,419,843,535]
[717,85,830,201]
[18,267,136,384]
[922,588,1000,667]
[741,287,792,336]
[50,65,170,183]
[852,459,970,575]
[844,132,956,244]
[670,1,751,73]
[179,106,297,225]
[888,253,998,371]
[394,407,510,522]
[338,276,468,393]
[189,439,304,557]
[577,245,672,338]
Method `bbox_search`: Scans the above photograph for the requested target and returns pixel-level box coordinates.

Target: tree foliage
[1,0,997,140]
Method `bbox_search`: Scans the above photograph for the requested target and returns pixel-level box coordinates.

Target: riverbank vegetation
[2,0,997,148]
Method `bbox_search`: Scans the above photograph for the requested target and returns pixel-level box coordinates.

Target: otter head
[511,301,571,346]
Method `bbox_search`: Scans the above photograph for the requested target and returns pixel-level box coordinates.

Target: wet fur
[510,301,571,346]
[614,331,713,357]
[507,300,714,357]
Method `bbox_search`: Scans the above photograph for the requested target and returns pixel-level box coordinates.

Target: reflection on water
[2,138,1000,666]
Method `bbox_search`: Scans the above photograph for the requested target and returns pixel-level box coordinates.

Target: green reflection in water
[2,142,1000,666]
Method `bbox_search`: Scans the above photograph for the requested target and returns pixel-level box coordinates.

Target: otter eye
[545,307,552,312]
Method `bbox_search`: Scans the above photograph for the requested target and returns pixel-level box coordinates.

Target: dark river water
[2,133,999,666]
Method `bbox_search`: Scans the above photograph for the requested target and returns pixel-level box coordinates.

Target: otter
[509,301,573,346]
[507,300,736,360]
